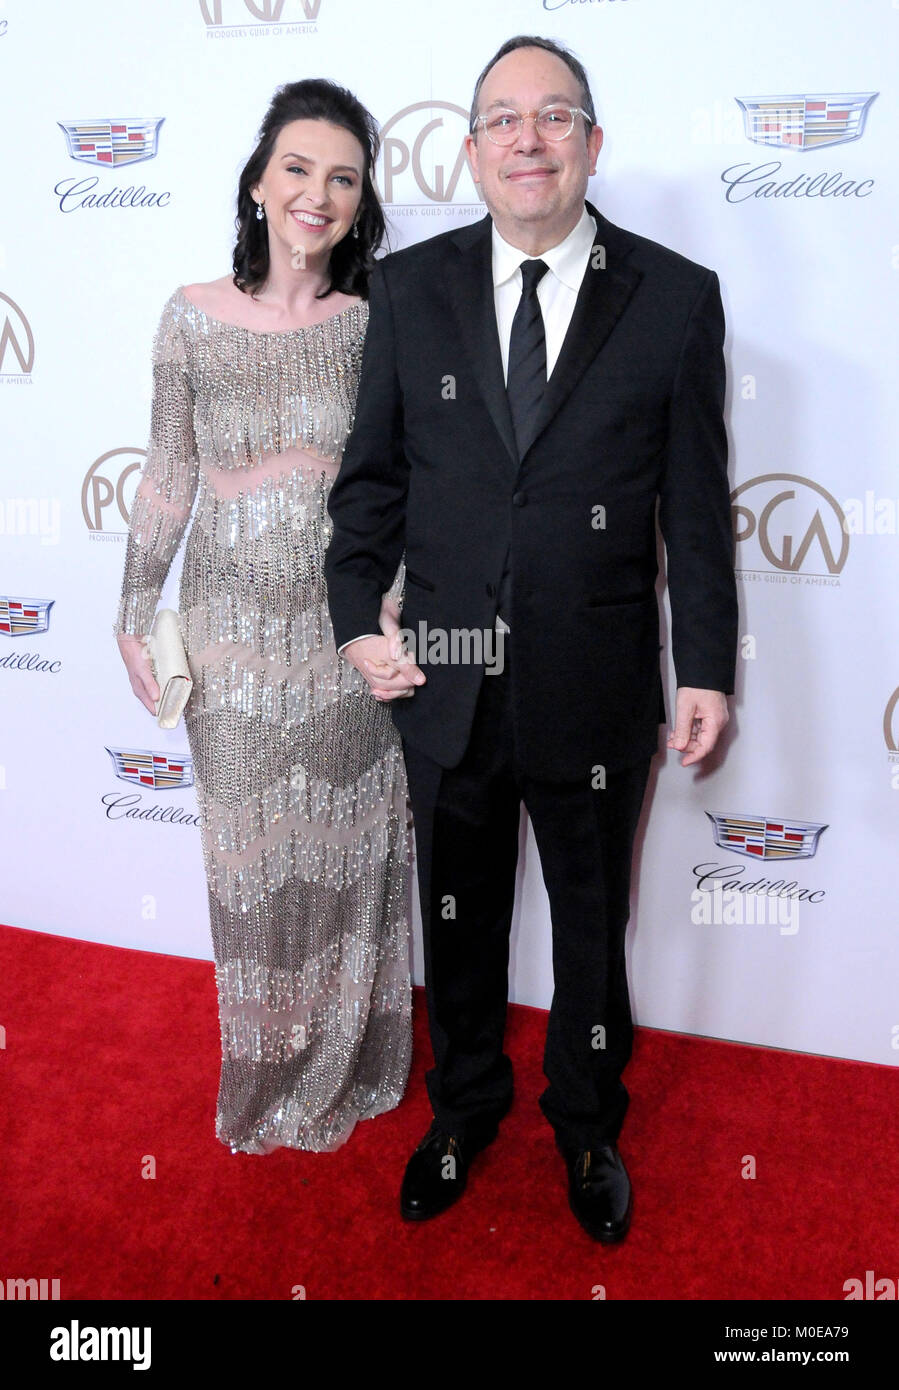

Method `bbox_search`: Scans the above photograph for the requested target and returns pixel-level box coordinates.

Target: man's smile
[504,165,558,182]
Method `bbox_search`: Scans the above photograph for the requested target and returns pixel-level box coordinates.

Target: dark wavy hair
[233,78,386,300]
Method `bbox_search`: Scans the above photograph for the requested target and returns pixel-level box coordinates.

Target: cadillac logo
[58,118,165,168]
[0,596,53,636]
[106,747,194,790]
[735,93,877,152]
[707,812,828,861]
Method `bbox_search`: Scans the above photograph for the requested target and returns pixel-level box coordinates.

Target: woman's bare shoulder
[179,275,238,314]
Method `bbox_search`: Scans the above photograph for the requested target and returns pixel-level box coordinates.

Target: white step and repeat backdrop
[2,0,897,1067]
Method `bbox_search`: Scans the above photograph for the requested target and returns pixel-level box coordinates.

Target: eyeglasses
[472,105,591,145]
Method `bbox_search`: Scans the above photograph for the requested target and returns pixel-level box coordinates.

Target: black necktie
[506,258,549,460]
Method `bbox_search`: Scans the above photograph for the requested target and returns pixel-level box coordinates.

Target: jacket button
[486,583,496,597]
[512,491,527,507]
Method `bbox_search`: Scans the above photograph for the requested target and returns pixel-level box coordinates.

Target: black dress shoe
[562,1142,632,1243]
[400,1119,497,1221]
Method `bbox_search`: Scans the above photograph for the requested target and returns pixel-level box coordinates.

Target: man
[324,35,738,1242]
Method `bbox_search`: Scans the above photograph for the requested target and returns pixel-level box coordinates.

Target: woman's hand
[116,633,160,715]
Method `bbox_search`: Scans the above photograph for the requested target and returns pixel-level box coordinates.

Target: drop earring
[352,220,359,239]
[255,201,265,221]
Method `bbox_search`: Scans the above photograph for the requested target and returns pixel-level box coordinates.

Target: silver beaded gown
[114,286,412,1153]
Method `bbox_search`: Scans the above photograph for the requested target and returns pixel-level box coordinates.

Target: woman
[114,79,411,1154]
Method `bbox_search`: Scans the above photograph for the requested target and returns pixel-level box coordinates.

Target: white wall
[2,0,897,1066]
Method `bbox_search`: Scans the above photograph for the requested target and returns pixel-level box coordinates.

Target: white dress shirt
[492,204,597,382]
[338,206,598,653]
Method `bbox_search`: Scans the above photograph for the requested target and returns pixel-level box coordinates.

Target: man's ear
[464,131,480,184]
[587,124,603,177]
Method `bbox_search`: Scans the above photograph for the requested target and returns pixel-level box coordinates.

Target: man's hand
[342,596,425,700]
[667,687,729,767]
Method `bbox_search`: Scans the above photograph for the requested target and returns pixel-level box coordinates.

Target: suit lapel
[527,206,643,456]
[446,217,518,471]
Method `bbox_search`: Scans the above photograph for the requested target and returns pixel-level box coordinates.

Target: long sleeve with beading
[114,292,199,637]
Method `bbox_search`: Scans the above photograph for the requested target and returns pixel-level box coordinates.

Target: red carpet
[2,922,897,1301]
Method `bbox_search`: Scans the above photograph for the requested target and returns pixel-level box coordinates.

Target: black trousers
[401,632,652,1152]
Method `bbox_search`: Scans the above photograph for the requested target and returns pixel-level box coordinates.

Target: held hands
[342,593,426,700]
[667,687,729,767]
[116,632,160,715]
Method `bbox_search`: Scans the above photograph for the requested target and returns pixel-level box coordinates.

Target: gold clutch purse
[146,608,193,729]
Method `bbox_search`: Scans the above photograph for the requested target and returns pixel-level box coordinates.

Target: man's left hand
[667,688,729,767]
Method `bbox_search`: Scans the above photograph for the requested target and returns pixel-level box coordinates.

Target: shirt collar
[491,205,596,291]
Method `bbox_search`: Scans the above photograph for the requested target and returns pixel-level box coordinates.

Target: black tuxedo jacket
[325,201,738,780]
